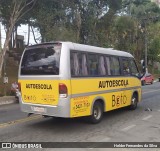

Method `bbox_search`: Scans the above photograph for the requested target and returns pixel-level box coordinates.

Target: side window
[79,53,88,76]
[98,56,106,76]
[70,52,88,76]
[110,57,121,75]
[71,52,80,76]
[88,54,98,76]
[130,59,139,76]
[105,56,111,75]
[122,58,131,75]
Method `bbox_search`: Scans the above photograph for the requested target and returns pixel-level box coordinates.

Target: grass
[0,55,19,96]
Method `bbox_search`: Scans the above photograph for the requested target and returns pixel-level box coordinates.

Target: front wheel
[88,101,103,124]
[129,94,138,110]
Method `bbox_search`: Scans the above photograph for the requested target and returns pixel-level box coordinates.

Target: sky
[1,23,41,48]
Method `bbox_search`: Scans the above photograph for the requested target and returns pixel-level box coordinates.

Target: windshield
[21,44,61,75]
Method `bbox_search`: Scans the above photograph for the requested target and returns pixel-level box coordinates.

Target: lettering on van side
[26,84,52,90]
[99,80,129,88]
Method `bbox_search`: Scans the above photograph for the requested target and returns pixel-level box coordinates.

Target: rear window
[21,44,61,75]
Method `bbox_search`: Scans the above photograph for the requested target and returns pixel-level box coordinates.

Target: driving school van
[18,42,142,123]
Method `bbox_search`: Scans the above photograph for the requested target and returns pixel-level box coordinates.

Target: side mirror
[138,73,145,79]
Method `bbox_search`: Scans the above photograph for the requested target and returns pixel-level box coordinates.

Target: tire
[129,94,138,110]
[88,101,103,124]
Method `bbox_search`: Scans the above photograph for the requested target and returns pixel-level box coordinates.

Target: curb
[0,97,18,106]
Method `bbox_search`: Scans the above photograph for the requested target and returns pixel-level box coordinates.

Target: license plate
[31,106,46,113]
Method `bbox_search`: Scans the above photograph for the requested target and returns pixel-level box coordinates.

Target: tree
[120,0,160,63]
[148,22,160,68]
[113,16,136,51]
[149,37,160,62]
[28,0,122,46]
[0,0,37,77]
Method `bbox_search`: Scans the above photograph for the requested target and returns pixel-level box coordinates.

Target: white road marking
[142,115,152,121]
[143,89,160,94]
[121,125,136,132]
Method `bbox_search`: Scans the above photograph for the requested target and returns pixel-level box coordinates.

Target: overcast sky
[1,23,41,48]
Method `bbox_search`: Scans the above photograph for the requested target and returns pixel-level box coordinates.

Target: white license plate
[31,106,46,113]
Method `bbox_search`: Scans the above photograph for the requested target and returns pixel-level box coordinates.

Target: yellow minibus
[18,42,142,123]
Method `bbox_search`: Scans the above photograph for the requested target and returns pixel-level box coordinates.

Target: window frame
[70,50,89,77]
[120,57,140,77]
[98,55,107,76]
[120,57,132,76]
[129,58,140,77]
[87,52,99,76]
[109,56,122,76]
[21,45,61,75]
[70,50,132,78]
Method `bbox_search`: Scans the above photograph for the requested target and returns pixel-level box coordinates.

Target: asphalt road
[0,82,160,150]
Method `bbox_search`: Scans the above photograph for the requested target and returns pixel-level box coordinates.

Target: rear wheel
[88,101,103,124]
[129,94,138,110]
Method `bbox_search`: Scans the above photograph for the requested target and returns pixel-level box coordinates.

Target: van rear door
[19,43,61,106]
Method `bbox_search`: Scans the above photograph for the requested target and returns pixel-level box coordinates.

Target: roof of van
[27,41,133,58]
[71,42,133,58]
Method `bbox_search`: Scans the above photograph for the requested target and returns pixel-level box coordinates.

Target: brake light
[18,82,21,92]
[59,83,68,98]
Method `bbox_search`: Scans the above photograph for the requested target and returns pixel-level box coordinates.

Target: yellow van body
[18,42,141,121]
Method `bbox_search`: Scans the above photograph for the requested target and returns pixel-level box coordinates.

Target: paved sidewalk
[0,96,18,106]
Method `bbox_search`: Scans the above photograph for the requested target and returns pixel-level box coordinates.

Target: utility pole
[144,20,148,74]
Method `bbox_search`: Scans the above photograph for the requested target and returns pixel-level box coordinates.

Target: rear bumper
[19,95,71,118]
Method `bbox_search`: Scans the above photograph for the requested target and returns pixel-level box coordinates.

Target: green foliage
[113,16,136,51]
[27,0,123,44]
[148,36,160,62]
[0,0,36,27]
[1,0,160,68]
[120,0,160,66]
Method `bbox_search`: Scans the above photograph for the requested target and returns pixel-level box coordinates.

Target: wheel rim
[93,106,101,120]
[131,97,137,107]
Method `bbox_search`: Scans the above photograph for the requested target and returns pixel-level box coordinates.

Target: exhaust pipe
[28,113,33,117]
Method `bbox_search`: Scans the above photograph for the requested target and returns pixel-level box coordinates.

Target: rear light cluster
[59,83,68,98]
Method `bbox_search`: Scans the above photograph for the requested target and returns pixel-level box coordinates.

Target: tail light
[59,83,68,98]
[18,82,21,92]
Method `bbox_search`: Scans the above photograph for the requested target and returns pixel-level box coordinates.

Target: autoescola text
[26,84,52,90]
[99,80,129,88]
